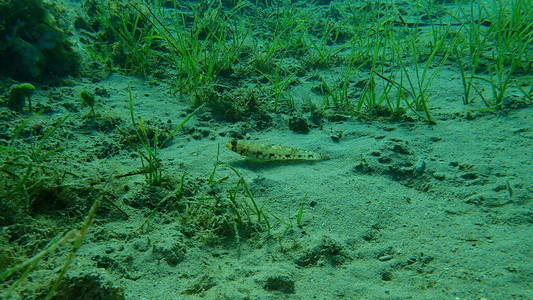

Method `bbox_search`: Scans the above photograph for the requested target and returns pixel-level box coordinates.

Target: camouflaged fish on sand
[225,139,330,161]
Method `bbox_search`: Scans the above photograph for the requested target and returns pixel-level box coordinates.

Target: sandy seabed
[1,0,531,299]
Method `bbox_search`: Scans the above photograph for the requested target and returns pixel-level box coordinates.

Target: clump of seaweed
[82,0,159,77]
[136,146,272,253]
[0,111,103,299]
[80,89,96,117]
[6,83,36,112]
[0,195,101,300]
[0,113,74,225]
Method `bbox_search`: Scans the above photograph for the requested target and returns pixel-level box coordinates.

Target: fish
[225,139,330,161]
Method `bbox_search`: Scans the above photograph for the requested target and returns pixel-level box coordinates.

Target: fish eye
[231,139,238,146]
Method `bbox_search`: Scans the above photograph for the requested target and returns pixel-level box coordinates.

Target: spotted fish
[225,139,330,161]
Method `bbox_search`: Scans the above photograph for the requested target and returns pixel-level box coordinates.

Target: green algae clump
[7,83,36,112]
[80,89,96,116]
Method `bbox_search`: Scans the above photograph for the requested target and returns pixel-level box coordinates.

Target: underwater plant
[398,24,458,124]
[87,0,159,76]
[135,146,273,255]
[128,1,249,105]
[0,112,71,220]
[7,83,36,112]
[0,193,101,300]
[124,89,203,186]
[453,0,532,109]
[321,72,353,115]
[80,89,96,117]
[256,67,296,112]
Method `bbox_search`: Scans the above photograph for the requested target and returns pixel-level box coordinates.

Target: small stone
[432,172,446,180]
[406,255,418,264]
[378,255,393,261]
[413,160,426,175]
[421,256,434,264]
[381,271,393,281]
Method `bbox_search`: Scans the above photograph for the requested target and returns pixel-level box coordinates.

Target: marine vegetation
[79,89,96,116]
[6,83,35,112]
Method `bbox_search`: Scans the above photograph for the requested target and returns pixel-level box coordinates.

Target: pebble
[413,159,426,175]
[378,255,393,261]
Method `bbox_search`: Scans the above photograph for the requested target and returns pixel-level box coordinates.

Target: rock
[413,159,426,176]
[432,172,446,181]
[378,255,393,261]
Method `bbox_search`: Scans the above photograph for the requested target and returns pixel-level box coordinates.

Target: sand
[0,0,531,299]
